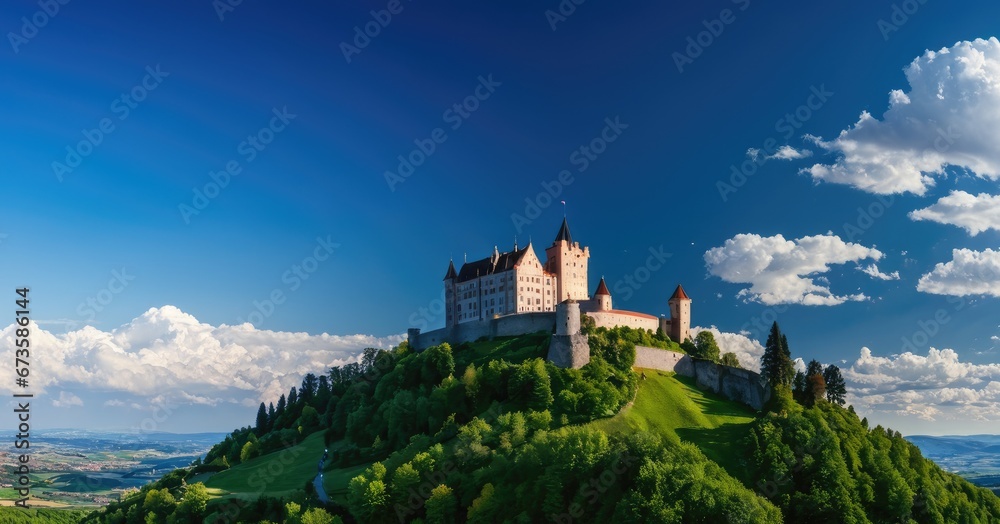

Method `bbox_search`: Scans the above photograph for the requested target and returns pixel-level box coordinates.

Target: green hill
[78,326,1000,523]
[590,369,757,477]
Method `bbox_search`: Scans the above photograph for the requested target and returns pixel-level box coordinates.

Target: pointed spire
[554,217,573,244]
[443,260,457,280]
[669,284,690,300]
[595,277,610,296]
[513,235,518,251]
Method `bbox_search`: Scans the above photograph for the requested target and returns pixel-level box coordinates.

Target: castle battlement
[407,218,692,368]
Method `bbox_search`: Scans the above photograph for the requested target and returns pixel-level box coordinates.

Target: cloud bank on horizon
[0,306,404,413]
[698,327,1000,428]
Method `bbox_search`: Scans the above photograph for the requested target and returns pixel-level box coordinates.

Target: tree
[803,359,826,407]
[142,488,175,519]
[301,507,341,524]
[301,373,318,404]
[267,402,276,431]
[823,364,847,405]
[255,402,268,435]
[792,371,806,403]
[693,330,721,362]
[679,338,697,355]
[240,439,260,462]
[276,394,287,421]
[761,322,794,390]
[425,484,457,524]
[175,482,210,520]
[720,352,742,368]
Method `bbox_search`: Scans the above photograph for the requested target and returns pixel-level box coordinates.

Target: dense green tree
[823,364,847,405]
[761,322,795,390]
[255,402,268,435]
[720,352,741,368]
[803,359,826,407]
[508,359,553,411]
[693,330,721,362]
[425,485,457,524]
[301,373,318,404]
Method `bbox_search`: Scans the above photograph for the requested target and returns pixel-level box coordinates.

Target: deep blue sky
[3,1,1000,433]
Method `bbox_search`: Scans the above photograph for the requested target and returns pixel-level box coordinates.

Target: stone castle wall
[634,346,771,410]
[408,312,556,350]
[587,311,660,331]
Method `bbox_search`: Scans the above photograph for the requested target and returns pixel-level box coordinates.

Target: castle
[407,218,692,366]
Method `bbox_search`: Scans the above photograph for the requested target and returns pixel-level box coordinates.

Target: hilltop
[74,326,1000,523]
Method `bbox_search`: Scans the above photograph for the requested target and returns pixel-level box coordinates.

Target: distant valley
[0,430,226,508]
[907,435,1000,496]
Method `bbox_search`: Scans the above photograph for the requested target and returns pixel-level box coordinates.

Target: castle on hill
[407,218,692,364]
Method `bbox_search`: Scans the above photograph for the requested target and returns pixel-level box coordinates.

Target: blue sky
[2,1,1000,434]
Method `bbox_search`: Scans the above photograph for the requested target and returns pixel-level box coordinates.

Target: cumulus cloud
[749,145,813,162]
[704,232,883,305]
[53,391,83,408]
[845,347,1000,423]
[917,248,1000,296]
[803,38,1000,195]
[857,263,900,281]
[691,326,763,372]
[909,190,1000,235]
[0,306,404,408]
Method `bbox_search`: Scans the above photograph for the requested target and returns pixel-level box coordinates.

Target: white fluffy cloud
[53,391,83,408]
[0,306,404,408]
[691,326,763,372]
[704,233,883,305]
[749,145,812,162]
[857,263,900,281]
[803,38,1000,195]
[845,347,1000,423]
[909,190,1000,235]
[917,248,1000,296]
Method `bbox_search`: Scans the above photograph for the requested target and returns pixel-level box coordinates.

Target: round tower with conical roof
[594,277,612,311]
[668,284,691,343]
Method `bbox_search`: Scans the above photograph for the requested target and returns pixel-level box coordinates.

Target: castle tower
[443,260,457,328]
[544,218,590,302]
[668,284,691,343]
[548,299,590,368]
[594,277,612,311]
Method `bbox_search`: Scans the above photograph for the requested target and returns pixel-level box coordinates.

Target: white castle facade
[408,218,692,358]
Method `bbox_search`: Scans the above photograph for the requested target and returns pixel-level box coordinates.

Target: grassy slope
[200,340,757,509]
[589,368,757,481]
[205,432,330,500]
